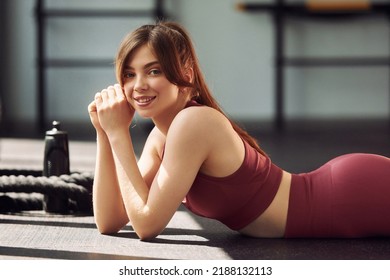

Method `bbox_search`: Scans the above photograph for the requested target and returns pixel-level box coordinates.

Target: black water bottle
[43,120,70,213]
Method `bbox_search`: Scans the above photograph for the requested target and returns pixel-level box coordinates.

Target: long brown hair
[115,21,266,156]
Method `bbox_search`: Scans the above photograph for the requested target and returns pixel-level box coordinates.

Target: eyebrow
[124,61,160,70]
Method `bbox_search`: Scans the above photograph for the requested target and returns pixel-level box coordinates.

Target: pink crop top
[183,138,283,230]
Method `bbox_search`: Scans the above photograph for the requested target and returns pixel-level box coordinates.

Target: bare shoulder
[168,106,233,141]
[166,105,244,178]
[178,105,228,123]
[161,106,231,178]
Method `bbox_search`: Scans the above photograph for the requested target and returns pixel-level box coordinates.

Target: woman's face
[122,44,183,120]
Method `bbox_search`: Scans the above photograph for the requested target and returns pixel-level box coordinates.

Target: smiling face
[122,44,190,122]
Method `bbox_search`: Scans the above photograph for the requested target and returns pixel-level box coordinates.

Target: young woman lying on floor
[88,21,390,240]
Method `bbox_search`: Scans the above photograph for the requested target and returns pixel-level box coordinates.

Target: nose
[134,75,148,93]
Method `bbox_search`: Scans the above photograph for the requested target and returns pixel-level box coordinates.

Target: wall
[0,0,5,127]
[2,0,37,129]
[1,0,389,136]
[168,0,274,119]
[173,0,389,120]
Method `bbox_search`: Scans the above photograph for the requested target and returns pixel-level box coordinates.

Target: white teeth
[136,97,155,103]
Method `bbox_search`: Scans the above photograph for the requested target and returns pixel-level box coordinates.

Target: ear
[184,67,194,84]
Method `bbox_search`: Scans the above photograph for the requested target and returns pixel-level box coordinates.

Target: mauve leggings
[284,153,390,238]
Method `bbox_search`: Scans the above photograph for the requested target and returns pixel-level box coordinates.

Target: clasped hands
[88,84,135,136]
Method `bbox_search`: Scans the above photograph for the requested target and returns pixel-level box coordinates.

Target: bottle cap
[46,120,67,136]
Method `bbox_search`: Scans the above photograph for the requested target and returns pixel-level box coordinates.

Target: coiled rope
[0,169,93,214]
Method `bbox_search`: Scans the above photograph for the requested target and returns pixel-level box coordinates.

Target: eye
[123,72,135,79]
[149,69,162,76]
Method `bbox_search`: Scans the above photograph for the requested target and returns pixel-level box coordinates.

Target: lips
[134,96,156,106]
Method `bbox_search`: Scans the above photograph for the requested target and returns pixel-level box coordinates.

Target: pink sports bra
[183,138,283,230]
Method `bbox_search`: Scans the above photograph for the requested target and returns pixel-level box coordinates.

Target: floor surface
[0,120,389,260]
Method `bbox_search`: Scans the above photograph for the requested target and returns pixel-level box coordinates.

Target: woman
[88,22,390,240]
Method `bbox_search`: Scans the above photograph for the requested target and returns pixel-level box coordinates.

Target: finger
[107,86,116,100]
[88,100,97,112]
[94,92,103,105]
[94,92,101,100]
[114,84,125,99]
[100,89,109,103]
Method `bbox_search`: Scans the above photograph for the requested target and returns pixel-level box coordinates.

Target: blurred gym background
[0,0,389,173]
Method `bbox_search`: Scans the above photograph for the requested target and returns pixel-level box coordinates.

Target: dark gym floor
[0,119,389,260]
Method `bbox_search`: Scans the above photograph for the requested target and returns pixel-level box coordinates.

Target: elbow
[96,224,121,235]
[96,226,159,240]
[133,219,164,241]
[138,234,156,241]
[94,217,124,235]
[94,217,162,240]
[135,227,161,241]
[131,209,165,241]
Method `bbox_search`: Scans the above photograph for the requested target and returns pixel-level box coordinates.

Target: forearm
[93,132,129,233]
[108,130,155,238]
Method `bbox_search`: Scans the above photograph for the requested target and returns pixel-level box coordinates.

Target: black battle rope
[0,169,94,214]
